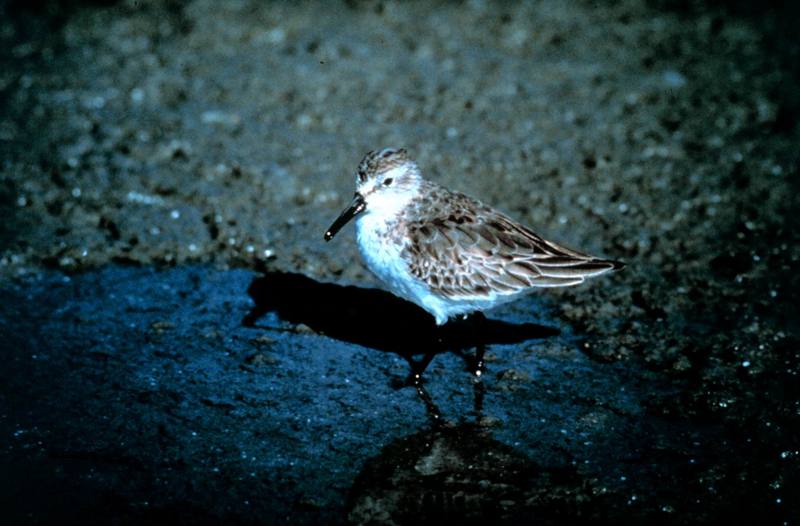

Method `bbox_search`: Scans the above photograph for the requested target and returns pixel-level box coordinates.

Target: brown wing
[402,190,622,299]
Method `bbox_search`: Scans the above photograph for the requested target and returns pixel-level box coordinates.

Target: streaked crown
[356,147,410,182]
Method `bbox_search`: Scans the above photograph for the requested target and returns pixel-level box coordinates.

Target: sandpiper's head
[324,147,422,241]
[354,147,420,193]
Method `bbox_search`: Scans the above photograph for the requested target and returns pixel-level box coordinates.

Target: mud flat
[1,1,798,523]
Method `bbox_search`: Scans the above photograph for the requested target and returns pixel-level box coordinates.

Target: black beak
[324,193,366,241]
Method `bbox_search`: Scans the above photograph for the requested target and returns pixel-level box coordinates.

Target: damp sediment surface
[1,1,798,524]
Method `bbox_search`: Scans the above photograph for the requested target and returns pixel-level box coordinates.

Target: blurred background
[0,0,798,524]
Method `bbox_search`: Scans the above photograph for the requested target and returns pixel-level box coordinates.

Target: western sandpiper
[324,148,624,326]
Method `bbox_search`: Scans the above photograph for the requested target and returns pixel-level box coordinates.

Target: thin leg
[472,375,485,417]
[403,351,436,387]
[473,343,486,377]
[415,383,444,427]
[470,340,486,419]
[454,341,486,377]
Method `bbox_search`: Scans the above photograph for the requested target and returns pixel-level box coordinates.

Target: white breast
[355,209,459,326]
[356,211,416,302]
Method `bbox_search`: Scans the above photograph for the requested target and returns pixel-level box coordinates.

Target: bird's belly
[356,215,499,325]
[356,218,419,301]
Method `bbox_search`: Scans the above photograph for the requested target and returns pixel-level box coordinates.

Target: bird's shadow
[242,271,559,384]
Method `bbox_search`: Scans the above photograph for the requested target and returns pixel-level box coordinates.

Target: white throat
[358,165,421,224]
[363,188,416,222]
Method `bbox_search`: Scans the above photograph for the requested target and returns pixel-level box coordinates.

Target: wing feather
[402,186,622,299]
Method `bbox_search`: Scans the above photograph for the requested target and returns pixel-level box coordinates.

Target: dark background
[1,0,798,524]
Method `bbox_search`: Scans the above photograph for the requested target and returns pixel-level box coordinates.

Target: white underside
[356,206,522,325]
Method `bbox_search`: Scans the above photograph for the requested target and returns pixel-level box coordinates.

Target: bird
[324,147,624,326]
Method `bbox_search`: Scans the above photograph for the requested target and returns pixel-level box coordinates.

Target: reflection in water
[244,272,618,522]
[346,406,598,524]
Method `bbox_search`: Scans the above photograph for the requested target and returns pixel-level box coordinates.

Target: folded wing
[402,192,623,299]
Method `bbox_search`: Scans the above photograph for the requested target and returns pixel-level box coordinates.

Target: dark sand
[1,1,798,523]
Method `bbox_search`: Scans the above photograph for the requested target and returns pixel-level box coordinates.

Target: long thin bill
[324,193,366,241]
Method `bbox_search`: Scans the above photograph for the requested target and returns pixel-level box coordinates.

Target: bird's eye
[383,178,393,186]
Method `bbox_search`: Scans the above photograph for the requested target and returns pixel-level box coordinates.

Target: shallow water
[1,0,798,523]
[0,265,793,523]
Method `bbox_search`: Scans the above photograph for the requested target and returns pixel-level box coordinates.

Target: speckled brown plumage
[398,180,622,299]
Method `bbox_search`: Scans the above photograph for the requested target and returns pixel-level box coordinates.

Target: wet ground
[1,0,799,524]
